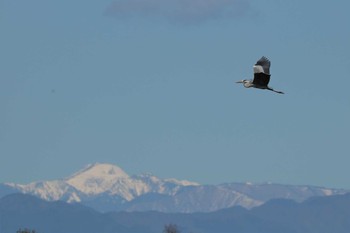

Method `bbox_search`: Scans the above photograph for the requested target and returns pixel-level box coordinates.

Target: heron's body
[236,56,284,94]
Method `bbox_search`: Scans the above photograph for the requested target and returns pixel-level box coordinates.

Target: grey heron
[236,56,284,94]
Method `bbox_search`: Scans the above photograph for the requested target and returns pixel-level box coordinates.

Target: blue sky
[1,0,350,188]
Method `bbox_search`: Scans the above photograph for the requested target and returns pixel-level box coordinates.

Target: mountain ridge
[1,192,350,233]
[2,163,348,213]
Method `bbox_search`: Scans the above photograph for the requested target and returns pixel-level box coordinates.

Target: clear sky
[1,0,350,188]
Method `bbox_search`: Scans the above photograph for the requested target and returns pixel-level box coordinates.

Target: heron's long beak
[236,80,244,84]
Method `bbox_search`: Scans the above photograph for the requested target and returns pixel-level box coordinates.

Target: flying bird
[236,56,284,94]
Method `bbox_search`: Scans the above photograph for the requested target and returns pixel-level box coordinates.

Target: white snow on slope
[66,163,130,196]
[7,180,81,202]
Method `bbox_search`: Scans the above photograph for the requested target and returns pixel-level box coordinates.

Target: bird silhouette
[236,56,284,94]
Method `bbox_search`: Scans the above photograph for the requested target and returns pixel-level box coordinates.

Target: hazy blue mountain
[1,163,348,213]
[0,193,138,233]
[0,184,17,197]
[1,193,350,233]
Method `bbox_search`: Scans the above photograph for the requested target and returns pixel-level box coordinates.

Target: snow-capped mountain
[6,163,197,203]
[2,163,348,213]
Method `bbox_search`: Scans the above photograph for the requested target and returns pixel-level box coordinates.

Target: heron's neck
[243,81,253,88]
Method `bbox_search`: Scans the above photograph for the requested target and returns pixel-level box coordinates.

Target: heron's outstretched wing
[253,56,271,86]
[253,56,270,75]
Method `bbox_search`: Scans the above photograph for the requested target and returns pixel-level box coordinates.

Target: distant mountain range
[1,192,350,233]
[1,163,348,213]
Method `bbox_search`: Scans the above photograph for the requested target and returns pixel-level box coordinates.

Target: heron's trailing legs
[267,87,284,94]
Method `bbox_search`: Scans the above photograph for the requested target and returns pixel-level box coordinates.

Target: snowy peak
[63,163,196,199]
[67,163,129,180]
[66,163,130,195]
